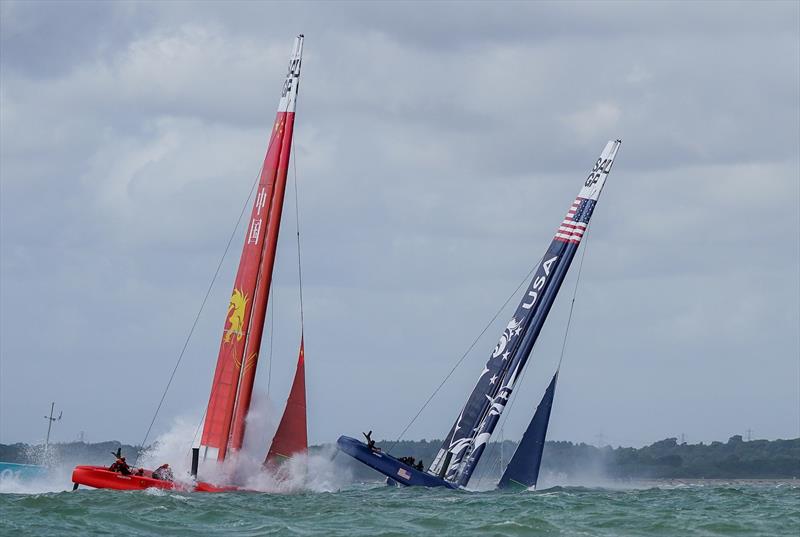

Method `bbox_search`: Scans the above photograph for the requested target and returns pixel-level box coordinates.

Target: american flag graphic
[555,197,596,244]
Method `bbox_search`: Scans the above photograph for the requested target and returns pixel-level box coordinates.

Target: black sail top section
[428,140,621,486]
[498,371,558,490]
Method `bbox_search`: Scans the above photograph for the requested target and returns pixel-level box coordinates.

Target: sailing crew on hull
[363,431,380,452]
[109,457,132,475]
[152,463,174,482]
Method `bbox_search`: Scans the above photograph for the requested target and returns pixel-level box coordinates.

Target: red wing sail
[200,35,304,462]
[229,104,298,452]
[266,339,307,465]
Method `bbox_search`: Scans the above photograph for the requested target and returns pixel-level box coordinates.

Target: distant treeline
[2,435,798,480]
[361,435,800,481]
[0,441,144,468]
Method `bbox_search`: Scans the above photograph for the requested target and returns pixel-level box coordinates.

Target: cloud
[1,1,798,449]
[562,102,622,143]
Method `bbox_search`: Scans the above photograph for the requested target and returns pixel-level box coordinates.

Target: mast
[428,140,621,487]
[200,35,304,461]
[43,402,62,455]
[229,36,304,452]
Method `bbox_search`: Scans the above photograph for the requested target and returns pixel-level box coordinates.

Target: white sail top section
[277,35,304,113]
[577,139,621,201]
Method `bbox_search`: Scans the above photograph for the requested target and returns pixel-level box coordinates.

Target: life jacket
[110,459,130,474]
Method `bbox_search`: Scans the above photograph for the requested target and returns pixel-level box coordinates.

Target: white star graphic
[489,375,498,385]
[502,351,510,360]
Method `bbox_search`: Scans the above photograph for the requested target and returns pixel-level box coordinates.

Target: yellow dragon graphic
[224,288,249,343]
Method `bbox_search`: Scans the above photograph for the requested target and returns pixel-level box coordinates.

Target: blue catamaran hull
[337,436,457,488]
[338,140,621,489]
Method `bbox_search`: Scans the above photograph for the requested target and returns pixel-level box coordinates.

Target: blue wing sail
[498,371,558,490]
[429,140,621,487]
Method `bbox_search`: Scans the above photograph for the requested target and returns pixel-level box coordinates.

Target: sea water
[1,475,797,536]
[3,418,796,536]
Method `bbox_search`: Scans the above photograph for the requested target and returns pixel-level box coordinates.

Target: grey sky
[1,1,798,450]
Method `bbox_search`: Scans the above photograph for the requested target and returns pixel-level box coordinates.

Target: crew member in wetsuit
[415,460,424,471]
[109,456,132,475]
[363,430,380,452]
[152,463,174,482]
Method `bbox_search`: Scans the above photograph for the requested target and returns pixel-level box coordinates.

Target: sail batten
[429,140,621,487]
[200,35,305,461]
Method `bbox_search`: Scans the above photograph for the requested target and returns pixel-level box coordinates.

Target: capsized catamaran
[337,140,622,489]
[72,35,308,492]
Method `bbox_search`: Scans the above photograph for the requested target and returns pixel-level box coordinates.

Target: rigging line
[267,286,274,398]
[386,257,543,454]
[191,409,207,449]
[141,170,262,464]
[291,124,305,331]
[557,223,592,371]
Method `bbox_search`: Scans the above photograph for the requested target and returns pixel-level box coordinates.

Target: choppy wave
[1,480,797,536]
[4,418,796,535]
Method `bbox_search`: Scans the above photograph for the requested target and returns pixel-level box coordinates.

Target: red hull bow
[71,466,241,493]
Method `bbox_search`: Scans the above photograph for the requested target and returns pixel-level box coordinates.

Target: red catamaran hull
[71,466,240,493]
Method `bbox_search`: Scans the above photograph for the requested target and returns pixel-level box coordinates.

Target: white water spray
[139,400,351,493]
